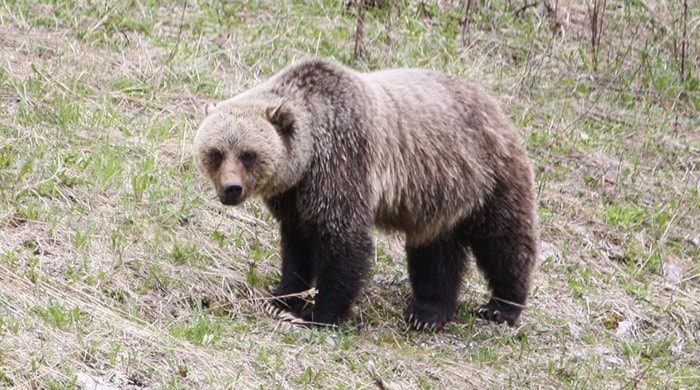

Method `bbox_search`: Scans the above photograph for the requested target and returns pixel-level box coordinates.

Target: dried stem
[585,0,607,70]
[354,0,366,62]
[461,0,473,46]
[681,0,688,81]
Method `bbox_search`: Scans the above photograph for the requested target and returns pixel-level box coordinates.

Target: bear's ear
[266,104,295,137]
[204,102,217,116]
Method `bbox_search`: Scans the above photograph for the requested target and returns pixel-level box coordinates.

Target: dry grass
[1,0,698,388]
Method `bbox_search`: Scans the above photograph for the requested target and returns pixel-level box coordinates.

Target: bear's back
[360,68,520,244]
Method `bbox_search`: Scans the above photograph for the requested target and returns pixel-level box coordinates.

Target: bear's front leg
[303,227,373,326]
[267,218,315,318]
[264,192,316,319]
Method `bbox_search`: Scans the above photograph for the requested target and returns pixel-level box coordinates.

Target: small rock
[604,355,625,366]
[75,372,118,390]
[538,241,560,264]
[615,320,634,338]
[661,263,684,283]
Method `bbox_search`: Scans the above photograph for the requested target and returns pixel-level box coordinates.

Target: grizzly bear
[194,58,538,330]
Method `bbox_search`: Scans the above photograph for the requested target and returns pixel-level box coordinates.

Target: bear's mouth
[219,195,244,206]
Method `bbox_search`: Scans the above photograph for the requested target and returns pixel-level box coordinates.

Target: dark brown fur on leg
[404,233,467,331]
[265,191,315,318]
[470,179,538,326]
[269,225,315,316]
[303,227,373,325]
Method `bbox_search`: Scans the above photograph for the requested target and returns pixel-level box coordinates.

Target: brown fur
[194,58,538,329]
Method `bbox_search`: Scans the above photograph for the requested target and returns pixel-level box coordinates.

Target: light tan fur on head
[194,106,281,204]
[194,99,313,204]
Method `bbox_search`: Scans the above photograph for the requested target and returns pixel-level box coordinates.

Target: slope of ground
[1,1,698,388]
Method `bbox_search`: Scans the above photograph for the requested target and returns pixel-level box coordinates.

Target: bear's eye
[240,151,257,166]
[208,149,224,167]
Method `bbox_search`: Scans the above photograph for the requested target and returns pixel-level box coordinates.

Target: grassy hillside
[1,0,698,388]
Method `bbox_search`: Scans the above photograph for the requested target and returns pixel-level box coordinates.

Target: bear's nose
[223,182,243,196]
[220,182,243,205]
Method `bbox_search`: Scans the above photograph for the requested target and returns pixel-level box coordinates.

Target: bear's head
[194,101,309,205]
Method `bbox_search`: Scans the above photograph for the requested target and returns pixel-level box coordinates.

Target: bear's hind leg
[404,235,467,331]
[470,234,534,326]
[469,188,537,326]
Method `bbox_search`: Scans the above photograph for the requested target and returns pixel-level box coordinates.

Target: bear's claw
[404,299,449,331]
[409,318,439,332]
[474,299,522,326]
[475,305,504,323]
[263,301,304,323]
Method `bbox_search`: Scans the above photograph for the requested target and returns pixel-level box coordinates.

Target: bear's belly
[373,200,461,246]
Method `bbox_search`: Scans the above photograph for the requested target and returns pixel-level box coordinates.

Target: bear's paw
[404,300,451,332]
[474,298,522,326]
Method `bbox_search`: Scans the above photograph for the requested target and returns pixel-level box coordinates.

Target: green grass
[1,0,699,388]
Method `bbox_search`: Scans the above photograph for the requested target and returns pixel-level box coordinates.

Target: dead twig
[167,0,188,63]
[585,0,607,70]
[354,0,366,62]
[680,0,689,82]
[461,0,473,46]
[366,360,397,390]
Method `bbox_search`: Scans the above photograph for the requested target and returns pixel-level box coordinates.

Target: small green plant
[31,302,89,331]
